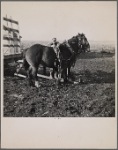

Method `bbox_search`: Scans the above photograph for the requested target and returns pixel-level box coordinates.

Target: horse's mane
[60,35,78,46]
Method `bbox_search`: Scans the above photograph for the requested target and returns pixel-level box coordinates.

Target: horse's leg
[43,66,46,75]
[54,70,58,80]
[56,66,65,83]
[64,68,68,83]
[23,58,33,86]
[27,66,34,86]
[67,66,74,82]
[68,67,71,77]
[31,66,39,88]
[52,66,58,80]
[67,67,69,81]
[49,68,54,79]
[68,66,73,81]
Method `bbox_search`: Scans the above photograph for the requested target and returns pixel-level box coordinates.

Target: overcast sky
[1,1,117,42]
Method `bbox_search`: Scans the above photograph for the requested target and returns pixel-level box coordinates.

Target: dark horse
[23,33,89,87]
[57,33,90,81]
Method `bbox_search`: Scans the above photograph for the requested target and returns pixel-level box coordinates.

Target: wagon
[3,15,23,69]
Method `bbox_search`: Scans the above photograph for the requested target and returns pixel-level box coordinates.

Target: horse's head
[81,37,90,53]
[77,33,90,53]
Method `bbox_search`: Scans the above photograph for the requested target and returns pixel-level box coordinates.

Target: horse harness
[64,40,77,67]
[54,40,77,71]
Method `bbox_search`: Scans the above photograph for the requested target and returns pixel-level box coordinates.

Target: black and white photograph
[1,1,117,149]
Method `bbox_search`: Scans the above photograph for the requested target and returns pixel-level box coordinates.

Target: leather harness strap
[65,40,75,55]
[64,40,77,67]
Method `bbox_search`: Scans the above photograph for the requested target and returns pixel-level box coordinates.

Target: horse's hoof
[49,75,53,79]
[60,78,64,83]
[35,81,40,88]
[78,78,83,83]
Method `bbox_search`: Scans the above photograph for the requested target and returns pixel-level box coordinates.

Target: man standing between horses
[49,37,63,80]
[50,38,60,60]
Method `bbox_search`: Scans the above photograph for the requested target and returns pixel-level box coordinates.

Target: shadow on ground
[71,69,115,84]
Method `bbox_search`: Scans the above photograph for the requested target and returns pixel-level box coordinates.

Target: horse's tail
[23,58,29,70]
[21,48,30,70]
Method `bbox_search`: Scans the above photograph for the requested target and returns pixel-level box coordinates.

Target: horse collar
[66,40,75,55]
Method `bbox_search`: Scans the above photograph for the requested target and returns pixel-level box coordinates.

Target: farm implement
[14,59,53,80]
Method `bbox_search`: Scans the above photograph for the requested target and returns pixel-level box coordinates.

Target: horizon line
[21,39,116,42]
